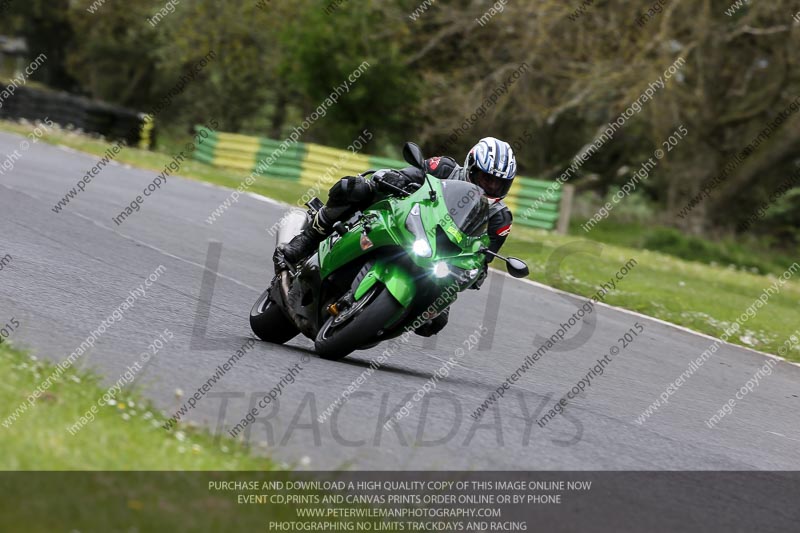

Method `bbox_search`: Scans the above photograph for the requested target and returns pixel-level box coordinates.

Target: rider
[274,137,517,336]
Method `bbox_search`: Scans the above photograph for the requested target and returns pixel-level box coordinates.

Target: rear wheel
[250,287,300,344]
[314,287,404,360]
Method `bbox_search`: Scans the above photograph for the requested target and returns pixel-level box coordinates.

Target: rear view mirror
[506,257,530,278]
[402,142,426,169]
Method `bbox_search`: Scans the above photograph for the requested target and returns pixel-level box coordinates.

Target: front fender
[354,260,416,308]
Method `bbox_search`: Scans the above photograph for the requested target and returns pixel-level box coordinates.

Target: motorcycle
[250,142,530,360]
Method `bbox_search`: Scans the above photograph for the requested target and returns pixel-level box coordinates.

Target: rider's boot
[273,210,333,270]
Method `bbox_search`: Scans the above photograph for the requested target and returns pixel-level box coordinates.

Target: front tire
[314,287,404,360]
[250,287,300,344]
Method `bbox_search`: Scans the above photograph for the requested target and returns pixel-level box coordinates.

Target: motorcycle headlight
[413,239,432,257]
[432,261,450,278]
[406,204,432,258]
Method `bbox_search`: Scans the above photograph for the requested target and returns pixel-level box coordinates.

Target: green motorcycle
[250,143,529,360]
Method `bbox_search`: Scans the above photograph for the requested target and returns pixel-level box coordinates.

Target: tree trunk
[269,90,288,140]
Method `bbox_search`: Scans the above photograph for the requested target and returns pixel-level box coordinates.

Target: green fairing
[353,261,417,307]
[318,176,489,309]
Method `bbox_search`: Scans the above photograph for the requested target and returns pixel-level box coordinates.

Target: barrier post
[556,184,575,235]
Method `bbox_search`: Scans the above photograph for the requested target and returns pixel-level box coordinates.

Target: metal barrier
[193,126,573,232]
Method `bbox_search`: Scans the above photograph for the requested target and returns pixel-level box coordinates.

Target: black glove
[329,176,376,204]
[375,170,419,194]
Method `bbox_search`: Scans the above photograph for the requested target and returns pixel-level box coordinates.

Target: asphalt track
[1,131,799,471]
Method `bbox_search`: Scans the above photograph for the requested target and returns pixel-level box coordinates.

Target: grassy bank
[1,120,798,361]
[0,342,276,470]
[572,219,796,278]
[0,342,381,529]
[501,231,799,360]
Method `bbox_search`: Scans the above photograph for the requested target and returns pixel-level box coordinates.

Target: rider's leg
[275,176,376,267]
[277,208,335,265]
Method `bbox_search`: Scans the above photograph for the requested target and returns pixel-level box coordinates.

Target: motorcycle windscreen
[440,180,490,237]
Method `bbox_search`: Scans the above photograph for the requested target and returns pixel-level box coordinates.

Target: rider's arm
[372,156,458,190]
[423,156,458,180]
[487,207,513,259]
[470,207,513,290]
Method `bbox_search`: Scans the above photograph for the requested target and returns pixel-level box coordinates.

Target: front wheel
[314,287,404,360]
[250,286,300,344]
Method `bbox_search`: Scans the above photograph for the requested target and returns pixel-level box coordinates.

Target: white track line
[493,270,800,368]
[149,179,800,370]
[20,134,800,368]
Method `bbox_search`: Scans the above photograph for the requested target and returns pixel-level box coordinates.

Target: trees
[275,0,418,148]
[9,0,798,241]
[64,1,157,107]
[383,0,800,236]
[3,0,78,90]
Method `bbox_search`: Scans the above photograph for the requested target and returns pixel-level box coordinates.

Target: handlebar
[372,174,418,197]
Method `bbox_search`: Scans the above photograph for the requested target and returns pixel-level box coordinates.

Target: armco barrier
[0,86,154,148]
[192,126,573,233]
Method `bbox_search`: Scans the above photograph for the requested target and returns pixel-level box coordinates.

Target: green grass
[2,120,798,361]
[0,342,380,530]
[501,230,800,360]
[0,342,277,470]
[573,219,796,277]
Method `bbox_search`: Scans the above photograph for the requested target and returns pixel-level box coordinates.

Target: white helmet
[464,137,517,200]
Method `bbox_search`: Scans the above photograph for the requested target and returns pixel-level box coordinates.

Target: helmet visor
[471,170,512,199]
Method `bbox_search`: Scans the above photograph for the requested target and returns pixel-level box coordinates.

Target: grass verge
[1,120,798,361]
[0,343,379,530]
[0,342,277,470]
